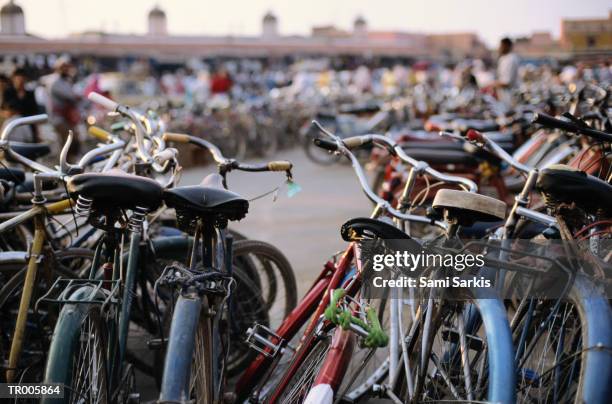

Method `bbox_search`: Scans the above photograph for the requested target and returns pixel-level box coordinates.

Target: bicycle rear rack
[245,324,293,358]
[36,278,120,309]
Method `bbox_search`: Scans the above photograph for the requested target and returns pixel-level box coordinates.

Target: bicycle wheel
[0,248,93,383]
[389,294,515,403]
[513,275,612,403]
[233,239,298,326]
[43,300,109,404]
[274,329,333,403]
[189,298,215,404]
[227,266,270,376]
[254,121,279,158]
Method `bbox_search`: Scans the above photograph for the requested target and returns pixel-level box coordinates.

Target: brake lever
[59,131,83,175]
[311,120,343,149]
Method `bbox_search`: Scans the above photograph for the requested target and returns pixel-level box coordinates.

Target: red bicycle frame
[235,244,361,401]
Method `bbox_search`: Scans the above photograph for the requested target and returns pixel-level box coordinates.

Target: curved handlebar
[532,112,612,143]
[460,129,532,174]
[88,92,155,165]
[163,132,293,175]
[88,92,119,111]
[0,114,48,141]
[310,121,477,193]
[310,122,452,228]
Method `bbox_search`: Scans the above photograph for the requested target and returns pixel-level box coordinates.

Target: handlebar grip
[466,129,486,143]
[162,132,191,144]
[343,136,372,150]
[88,92,119,111]
[87,126,112,142]
[532,113,576,133]
[267,160,293,171]
[313,138,338,151]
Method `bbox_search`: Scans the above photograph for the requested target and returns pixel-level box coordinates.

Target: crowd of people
[0,38,610,155]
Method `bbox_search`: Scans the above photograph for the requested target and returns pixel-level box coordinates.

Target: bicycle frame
[3,198,72,382]
[239,133,459,401]
[159,221,232,402]
[236,243,358,401]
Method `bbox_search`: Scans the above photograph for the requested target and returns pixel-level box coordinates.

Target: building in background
[261,11,279,40]
[0,0,24,35]
[353,16,367,40]
[514,32,565,59]
[427,33,489,60]
[0,2,482,61]
[147,5,167,37]
[0,1,609,63]
[561,11,612,57]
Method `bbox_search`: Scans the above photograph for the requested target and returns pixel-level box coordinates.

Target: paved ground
[180,146,371,294]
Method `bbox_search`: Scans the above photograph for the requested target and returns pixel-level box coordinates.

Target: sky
[11,0,612,46]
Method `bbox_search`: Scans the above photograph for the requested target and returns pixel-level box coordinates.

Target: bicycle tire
[43,288,109,404]
[0,248,94,383]
[273,329,333,404]
[512,274,612,403]
[394,295,515,403]
[232,239,298,320]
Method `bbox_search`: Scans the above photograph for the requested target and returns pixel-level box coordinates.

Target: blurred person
[210,67,233,95]
[392,64,409,92]
[459,65,478,89]
[3,68,41,141]
[0,74,12,127]
[47,57,82,158]
[494,37,520,104]
[353,65,372,93]
[0,74,11,101]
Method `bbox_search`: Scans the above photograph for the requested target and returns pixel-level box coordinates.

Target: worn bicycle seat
[68,170,163,209]
[536,164,612,215]
[7,142,51,161]
[163,173,249,221]
[0,167,25,184]
[433,189,507,224]
[341,217,412,242]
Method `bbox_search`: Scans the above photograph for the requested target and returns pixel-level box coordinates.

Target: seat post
[201,220,216,269]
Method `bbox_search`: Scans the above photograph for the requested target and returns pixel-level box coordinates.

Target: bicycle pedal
[146,338,166,350]
[245,324,290,358]
[440,327,484,351]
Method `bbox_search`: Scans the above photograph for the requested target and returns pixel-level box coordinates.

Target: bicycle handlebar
[311,122,449,228]
[0,114,48,141]
[311,120,477,192]
[313,138,339,151]
[88,92,119,111]
[88,92,157,165]
[532,112,612,143]
[461,129,532,174]
[163,132,293,174]
[88,126,112,142]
